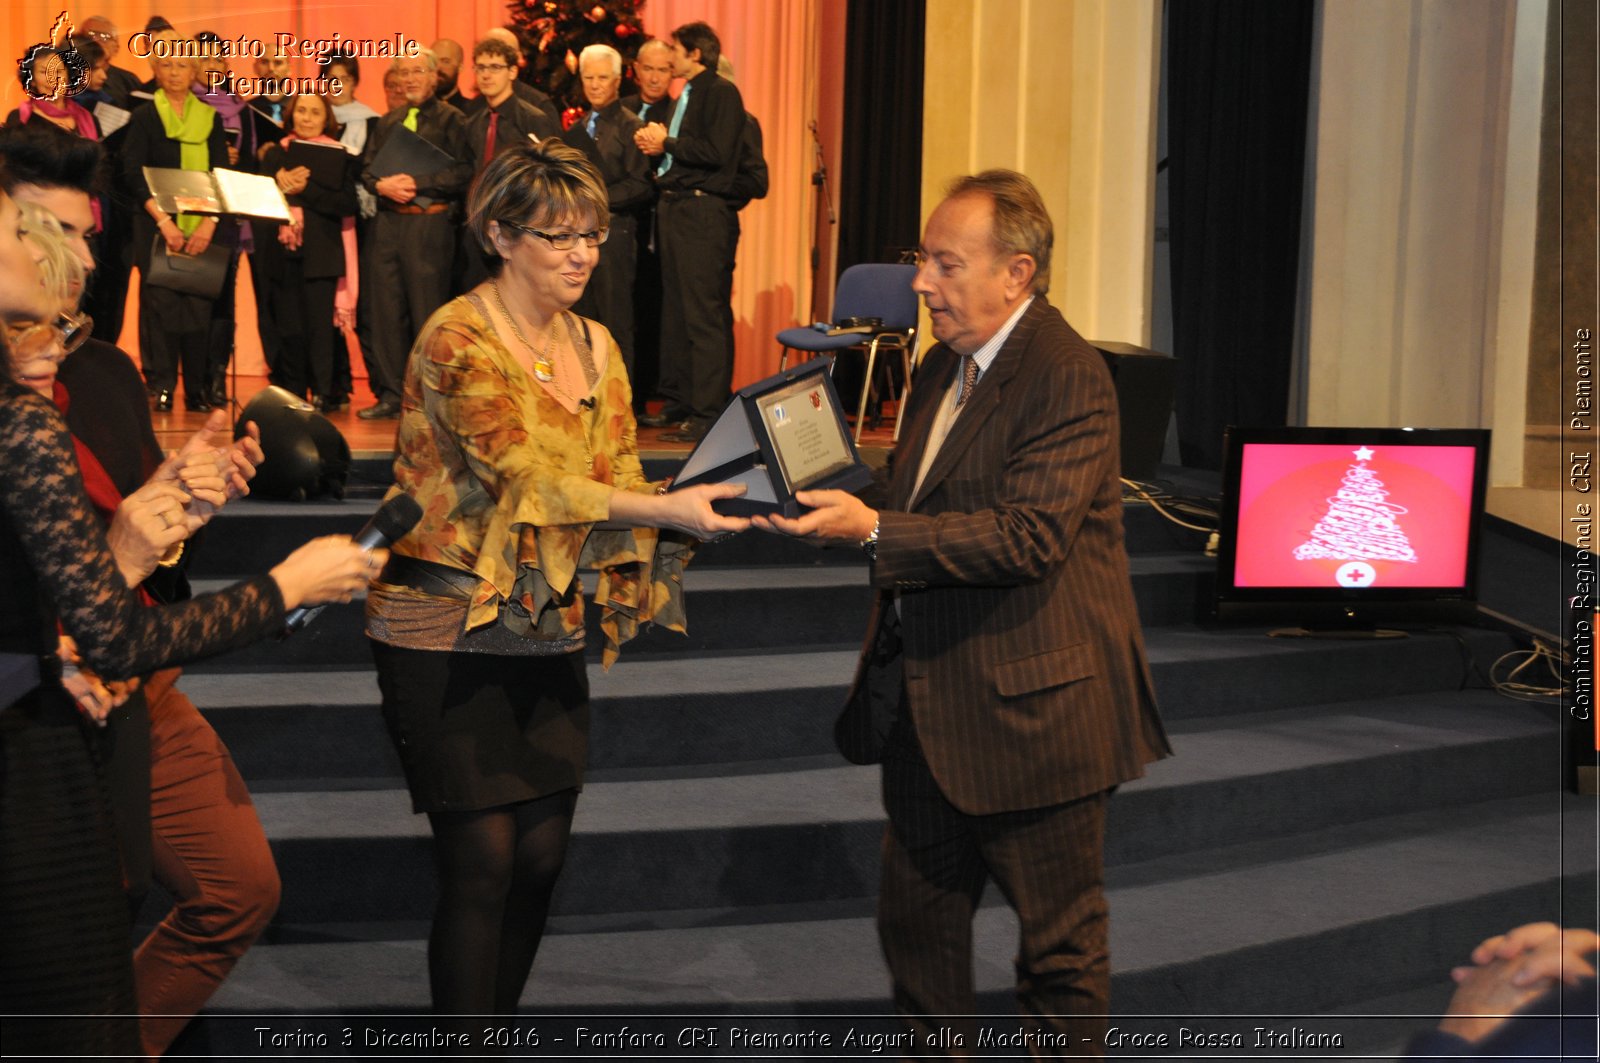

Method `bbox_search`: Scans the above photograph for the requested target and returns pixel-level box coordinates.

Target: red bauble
[560,106,584,131]
[615,23,634,38]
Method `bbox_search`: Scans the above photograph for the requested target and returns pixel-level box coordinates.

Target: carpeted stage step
[223,689,1554,926]
[203,793,1594,1042]
[185,650,863,778]
[185,552,1215,669]
[180,625,1517,782]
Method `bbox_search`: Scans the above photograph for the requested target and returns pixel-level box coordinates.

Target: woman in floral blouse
[365,140,747,1016]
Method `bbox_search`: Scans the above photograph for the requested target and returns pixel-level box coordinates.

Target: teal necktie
[659,82,689,175]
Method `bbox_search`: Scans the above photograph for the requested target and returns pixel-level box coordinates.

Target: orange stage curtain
[4,1,839,390]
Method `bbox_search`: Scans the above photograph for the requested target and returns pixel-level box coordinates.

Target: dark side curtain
[838,0,925,275]
[1168,0,1315,470]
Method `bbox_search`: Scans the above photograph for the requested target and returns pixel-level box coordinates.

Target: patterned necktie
[403,106,419,132]
[956,355,979,406]
[483,109,499,167]
[659,82,689,174]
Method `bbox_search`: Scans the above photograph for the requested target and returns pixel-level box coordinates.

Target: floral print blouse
[365,294,690,668]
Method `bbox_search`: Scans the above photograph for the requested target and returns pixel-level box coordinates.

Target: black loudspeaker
[1090,341,1176,483]
[236,386,351,501]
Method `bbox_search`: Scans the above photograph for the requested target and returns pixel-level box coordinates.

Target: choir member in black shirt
[459,28,557,117]
[622,38,680,423]
[634,23,747,442]
[357,50,471,419]
[261,95,359,407]
[79,16,144,109]
[459,38,560,292]
[564,44,651,378]
[431,39,468,110]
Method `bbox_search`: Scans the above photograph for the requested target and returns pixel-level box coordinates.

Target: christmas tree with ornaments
[506,0,649,126]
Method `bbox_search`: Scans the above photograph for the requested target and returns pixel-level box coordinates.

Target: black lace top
[0,385,284,680]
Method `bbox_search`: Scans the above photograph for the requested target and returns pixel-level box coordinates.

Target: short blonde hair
[467,139,609,271]
[17,200,83,313]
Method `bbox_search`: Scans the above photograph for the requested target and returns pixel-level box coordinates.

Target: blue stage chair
[777,263,920,443]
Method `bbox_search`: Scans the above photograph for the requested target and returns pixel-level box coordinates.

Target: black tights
[425,789,578,1015]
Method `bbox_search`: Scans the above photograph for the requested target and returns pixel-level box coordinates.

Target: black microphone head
[368,493,424,546]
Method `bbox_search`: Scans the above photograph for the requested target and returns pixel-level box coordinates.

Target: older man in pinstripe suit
[757,170,1171,1056]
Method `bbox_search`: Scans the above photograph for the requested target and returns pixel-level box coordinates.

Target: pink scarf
[20,97,98,141]
[274,132,360,315]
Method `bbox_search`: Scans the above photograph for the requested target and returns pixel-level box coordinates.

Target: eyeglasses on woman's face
[501,222,609,251]
[8,310,92,359]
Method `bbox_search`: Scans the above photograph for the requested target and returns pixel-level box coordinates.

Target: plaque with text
[671,356,873,516]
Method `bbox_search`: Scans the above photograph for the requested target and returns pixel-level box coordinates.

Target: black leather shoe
[639,404,691,428]
[318,396,349,414]
[660,418,710,444]
[358,398,401,420]
[153,389,173,412]
[185,399,214,413]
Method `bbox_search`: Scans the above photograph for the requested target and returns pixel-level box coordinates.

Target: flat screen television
[1214,426,1492,629]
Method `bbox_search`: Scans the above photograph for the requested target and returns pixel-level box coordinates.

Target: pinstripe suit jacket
[838,297,1172,815]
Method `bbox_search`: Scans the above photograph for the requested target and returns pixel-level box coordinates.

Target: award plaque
[671,356,874,516]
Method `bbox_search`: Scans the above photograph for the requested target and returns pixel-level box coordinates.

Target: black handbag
[145,234,230,299]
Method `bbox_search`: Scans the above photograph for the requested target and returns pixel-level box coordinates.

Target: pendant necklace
[490,283,596,469]
[492,282,556,384]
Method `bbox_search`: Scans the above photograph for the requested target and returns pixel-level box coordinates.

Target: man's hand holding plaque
[669,357,872,518]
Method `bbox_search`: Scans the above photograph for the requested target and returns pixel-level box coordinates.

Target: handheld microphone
[280,493,423,637]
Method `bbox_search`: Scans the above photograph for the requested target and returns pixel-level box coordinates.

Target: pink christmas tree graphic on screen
[1234,441,1474,589]
[1291,446,1417,587]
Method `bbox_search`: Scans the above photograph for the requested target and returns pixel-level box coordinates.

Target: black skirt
[371,643,589,814]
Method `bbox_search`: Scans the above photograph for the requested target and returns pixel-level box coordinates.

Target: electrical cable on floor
[1120,478,1219,534]
[1487,639,1567,702]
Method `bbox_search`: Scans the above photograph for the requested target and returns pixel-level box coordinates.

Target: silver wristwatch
[861,517,881,561]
